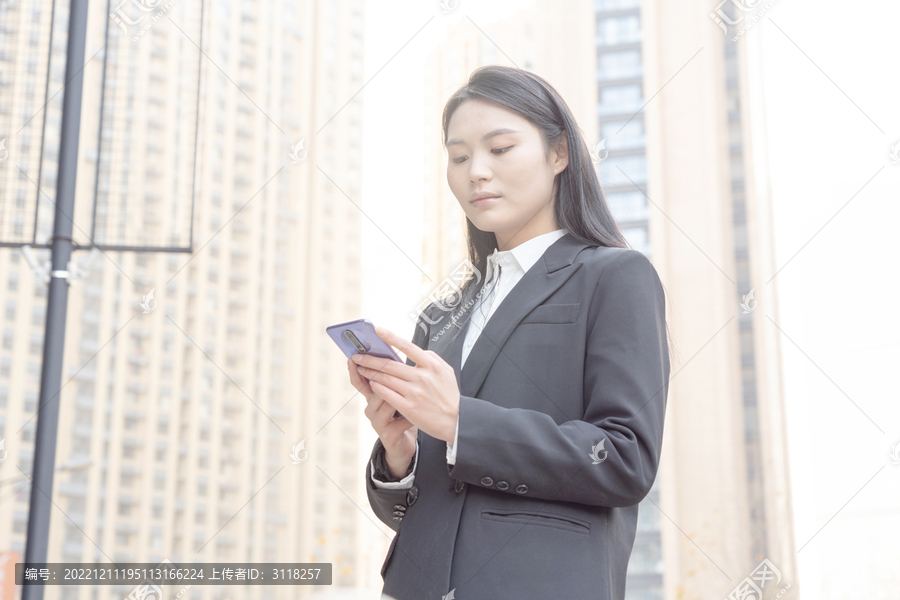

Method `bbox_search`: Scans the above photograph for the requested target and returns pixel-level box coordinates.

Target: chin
[468,217,498,234]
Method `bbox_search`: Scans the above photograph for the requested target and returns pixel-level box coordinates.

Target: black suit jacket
[365,233,670,600]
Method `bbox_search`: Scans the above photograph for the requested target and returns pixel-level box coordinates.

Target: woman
[348,65,672,600]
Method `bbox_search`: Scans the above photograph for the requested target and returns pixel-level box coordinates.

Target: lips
[470,196,500,207]
[470,192,501,205]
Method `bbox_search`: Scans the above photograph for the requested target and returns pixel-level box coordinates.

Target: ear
[551,131,569,175]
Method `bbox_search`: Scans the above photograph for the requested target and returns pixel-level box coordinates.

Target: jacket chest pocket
[519,303,580,325]
[481,507,591,535]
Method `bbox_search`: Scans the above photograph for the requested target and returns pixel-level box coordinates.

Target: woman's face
[445,98,568,249]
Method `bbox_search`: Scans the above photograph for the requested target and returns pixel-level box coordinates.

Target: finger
[356,365,411,399]
[380,414,413,436]
[364,388,387,413]
[374,326,430,369]
[347,359,376,396]
[365,395,403,428]
[377,402,406,425]
[350,362,394,414]
[368,379,408,415]
[351,351,414,383]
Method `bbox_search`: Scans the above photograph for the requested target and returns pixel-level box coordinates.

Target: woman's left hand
[351,326,460,444]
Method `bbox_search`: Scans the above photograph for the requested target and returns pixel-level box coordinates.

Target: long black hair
[429,65,676,363]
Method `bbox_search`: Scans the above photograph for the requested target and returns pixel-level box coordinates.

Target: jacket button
[496,481,509,491]
[454,480,466,493]
[392,516,401,521]
[406,485,419,506]
[393,504,406,512]
[480,476,494,487]
[515,484,528,494]
[392,510,405,517]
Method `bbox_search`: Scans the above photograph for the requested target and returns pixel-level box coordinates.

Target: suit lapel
[430,232,590,399]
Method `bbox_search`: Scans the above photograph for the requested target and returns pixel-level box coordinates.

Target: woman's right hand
[349,357,418,478]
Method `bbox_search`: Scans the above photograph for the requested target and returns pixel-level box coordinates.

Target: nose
[467,151,493,184]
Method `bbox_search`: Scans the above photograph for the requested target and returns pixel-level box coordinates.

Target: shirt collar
[488,228,568,275]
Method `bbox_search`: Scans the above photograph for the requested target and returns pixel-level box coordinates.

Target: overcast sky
[759,1,900,598]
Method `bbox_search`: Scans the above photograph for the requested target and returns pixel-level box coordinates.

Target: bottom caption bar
[16,563,332,585]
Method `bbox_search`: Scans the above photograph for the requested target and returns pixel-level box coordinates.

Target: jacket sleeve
[447,250,670,507]
[371,441,418,489]
[364,306,431,530]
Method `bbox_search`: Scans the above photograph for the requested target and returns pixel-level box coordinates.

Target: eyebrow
[445,128,521,147]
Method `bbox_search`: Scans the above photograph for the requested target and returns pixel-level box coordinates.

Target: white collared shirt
[371,228,569,489]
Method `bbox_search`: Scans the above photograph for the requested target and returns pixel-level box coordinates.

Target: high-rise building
[422,1,797,599]
[0,1,380,598]
[593,2,660,597]
[639,0,798,596]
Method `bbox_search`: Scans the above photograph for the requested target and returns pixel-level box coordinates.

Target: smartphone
[326,318,405,419]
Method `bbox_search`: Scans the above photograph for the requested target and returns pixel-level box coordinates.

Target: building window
[599,154,647,187]
[598,83,644,115]
[597,49,643,80]
[606,190,649,223]
[600,118,646,150]
[596,15,641,46]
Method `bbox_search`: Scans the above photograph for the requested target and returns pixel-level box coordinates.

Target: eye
[451,146,513,164]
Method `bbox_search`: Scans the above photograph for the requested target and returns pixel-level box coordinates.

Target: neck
[496,223,559,251]
[496,194,558,250]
